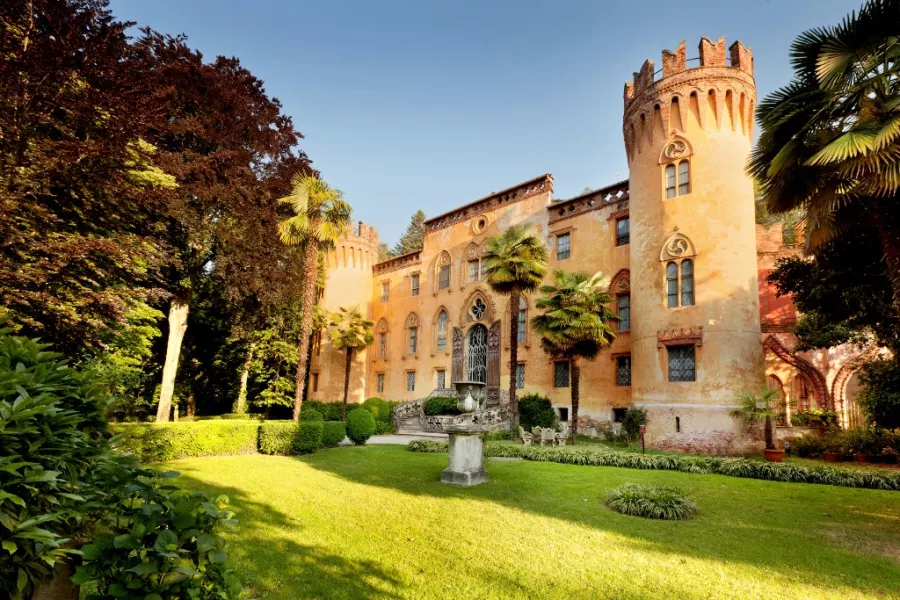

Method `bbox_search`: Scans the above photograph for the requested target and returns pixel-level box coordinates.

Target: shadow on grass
[173,472,402,599]
[293,446,899,598]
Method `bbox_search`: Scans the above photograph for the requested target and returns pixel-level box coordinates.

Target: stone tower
[310,222,379,404]
[623,38,764,452]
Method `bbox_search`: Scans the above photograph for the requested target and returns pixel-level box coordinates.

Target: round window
[471,215,488,234]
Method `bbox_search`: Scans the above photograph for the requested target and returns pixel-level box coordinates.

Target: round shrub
[300,408,324,422]
[346,408,376,445]
[424,396,459,416]
[518,394,557,429]
[605,484,698,520]
[362,397,391,422]
[322,421,347,447]
[292,421,324,454]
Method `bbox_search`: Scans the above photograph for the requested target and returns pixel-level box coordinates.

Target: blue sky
[111,0,861,246]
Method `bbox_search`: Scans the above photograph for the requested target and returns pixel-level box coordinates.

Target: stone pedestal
[441,424,489,486]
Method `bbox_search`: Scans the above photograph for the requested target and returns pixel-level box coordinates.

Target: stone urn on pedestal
[441,380,489,486]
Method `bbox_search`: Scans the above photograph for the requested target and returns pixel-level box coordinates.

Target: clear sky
[111,0,861,246]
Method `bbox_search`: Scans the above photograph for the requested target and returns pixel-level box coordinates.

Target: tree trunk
[156,300,189,423]
[764,414,774,450]
[508,291,520,441]
[874,206,900,314]
[342,348,353,421]
[570,359,580,445]
[186,394,195,418]
[293,222,321,422]
[30,540,82,600]
[235,340,257,414]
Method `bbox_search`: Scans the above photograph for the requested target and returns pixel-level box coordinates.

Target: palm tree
[531,270,617,444]
[278,175,352,422]
[482,224,548,439]
[328,306,375,420]
[728,388,780,451]
[749,0,900,311]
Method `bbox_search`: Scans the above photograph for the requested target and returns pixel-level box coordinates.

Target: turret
[623,38,763,453]
[309,221,379,404]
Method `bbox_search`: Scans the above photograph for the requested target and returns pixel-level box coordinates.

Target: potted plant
[729,388,783,462]
[821,430,841,462]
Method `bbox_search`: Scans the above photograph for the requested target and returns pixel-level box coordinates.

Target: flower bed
[406,440,900,491]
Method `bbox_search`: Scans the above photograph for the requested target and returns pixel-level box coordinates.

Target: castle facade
[308,38,869,453]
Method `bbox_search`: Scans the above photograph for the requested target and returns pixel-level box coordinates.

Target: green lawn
[167,446,900,600]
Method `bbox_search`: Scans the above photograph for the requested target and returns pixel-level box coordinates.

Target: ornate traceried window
[404,313,419,356]
[661,232,697,308]
[616,356,631,386]
[554,361,570,388]
[668,345,696,382]
[436,310,448,351]
[436,251,452,291]
[466,324,488,383]
[661,136,693,199]
[471,298,487,321]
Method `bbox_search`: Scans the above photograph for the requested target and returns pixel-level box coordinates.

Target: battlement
[624,37,752,109]
[350,220,379,246]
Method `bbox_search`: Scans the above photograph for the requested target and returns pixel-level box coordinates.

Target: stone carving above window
[459,289,495,324]
[405,313,419,328]
[609,269,631,294]
[471,298,487,321]
[659,231,697,261]
[657,326,703,348]
[658,135,694,164]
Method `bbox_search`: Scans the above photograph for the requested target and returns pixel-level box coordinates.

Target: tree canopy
[391,209,427,256]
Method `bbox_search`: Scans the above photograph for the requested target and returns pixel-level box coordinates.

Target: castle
[308,37,869,453]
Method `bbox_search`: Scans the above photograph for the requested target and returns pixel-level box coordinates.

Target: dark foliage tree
[391,209,426,256]
[0,0,174,355]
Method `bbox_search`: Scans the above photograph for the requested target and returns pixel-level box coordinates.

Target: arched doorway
[466,324,488,383]
[767,374,787,425]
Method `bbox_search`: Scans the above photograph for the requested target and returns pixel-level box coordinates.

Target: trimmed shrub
[605,484,698,520]
[322,421,347,447]
[259,421,299,455]
[112,420,259,462]
[375,420,396,435]
[424,396,459,416]
[518,394,557,429]
[293,421,324,454]
[622,406,648,440]
[304,401,344,421]
[347,408,376,445]
[407,440,900,491]
[300,408,324,422]
[362,397,391,422]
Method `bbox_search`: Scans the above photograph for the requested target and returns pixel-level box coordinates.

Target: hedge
[112,420,259,462]
[303,401,344,421]
[322,421,347,447]
[259,421,299,455]
[406,440,900,491]
[424,396,459,416]
[300,408,324,422]
[293,421,324,454]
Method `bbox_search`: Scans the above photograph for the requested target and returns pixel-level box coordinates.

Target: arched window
[517,297,527,343]
[678,160,690,195]
[405,313,419,356]
[666,262,679,308]
[466,324,488,383]
[665,164,677,199]
[436,251,452,291]
[680,259,694,306]
[436,310,448,352]
[376,319,388,359]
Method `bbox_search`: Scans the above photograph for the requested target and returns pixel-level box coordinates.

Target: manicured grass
[167,447,900,600]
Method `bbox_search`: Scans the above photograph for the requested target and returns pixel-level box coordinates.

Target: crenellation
[662,41,687,78]
[699,36,726,67]
[729,40,753,75]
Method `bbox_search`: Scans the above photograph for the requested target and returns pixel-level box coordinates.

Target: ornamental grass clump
[605,483,699,520]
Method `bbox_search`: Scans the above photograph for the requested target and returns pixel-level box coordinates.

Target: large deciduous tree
[327,306,375,420]
[131,31,311,422]
[531,270,617,443]
[0,0,174,355]
[278,175,352,421]
[749,0,900,312]
[482,224,548,440]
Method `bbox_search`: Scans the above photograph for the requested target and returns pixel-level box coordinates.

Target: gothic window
[405,313,419,356]
[376,319,388,359]
[436,251,452,291]
[616,217,630,246]
[436,370,446,390]
[411,274,419,296]
[471,298,487,321]
[678,160,691,195]
[517,297,527,343]
[666,262,679,308]
[466,324,488,383]
[376,373,385,394]
[436,310,448,352]
[556,233,571,260]
[468,259,480,282]
[554,361,570,388]
[406,371,416,392]
[668,344,696,382]
[617,293,630,331]
[515,363,525,389]
[616,356,631,386]
[680,259,694,306]
[665,164,677,198]
[664,160,691,198]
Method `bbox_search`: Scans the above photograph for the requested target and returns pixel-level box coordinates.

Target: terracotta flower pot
[823,452,839,463]
[763,449,785,463]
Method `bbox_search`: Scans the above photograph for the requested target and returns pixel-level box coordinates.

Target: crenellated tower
[623,38,764,452]
[310,221,379,404]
